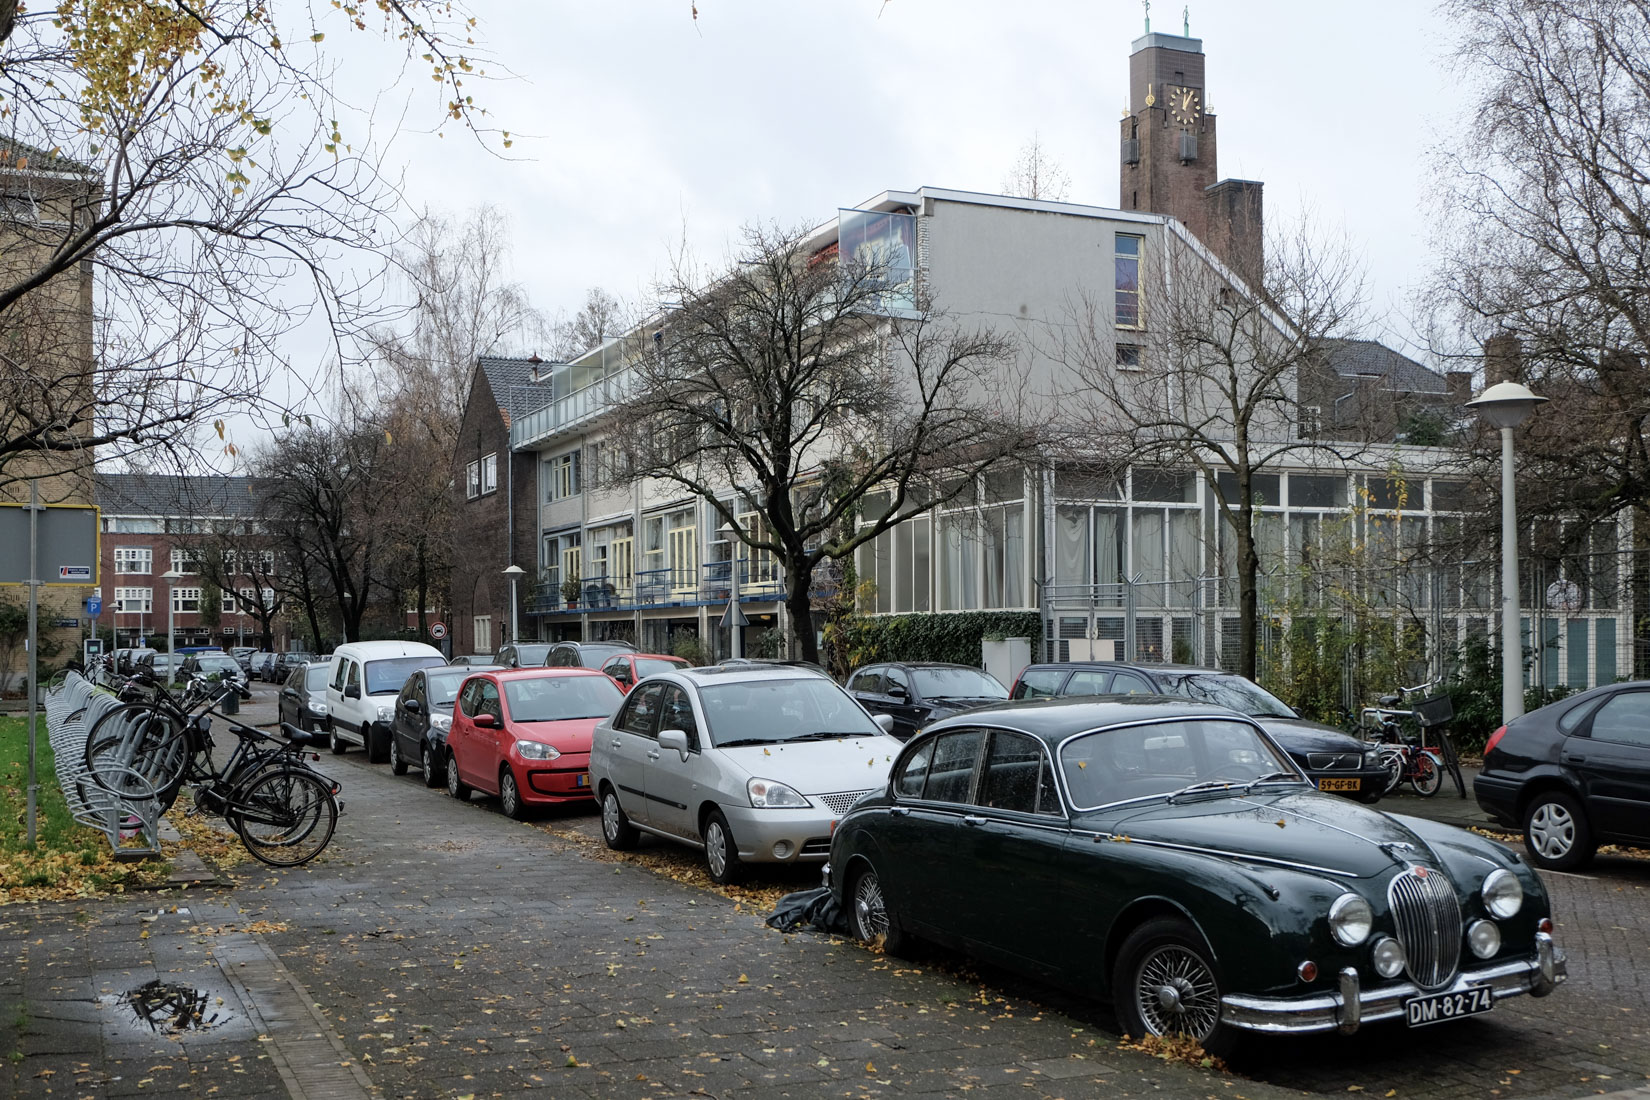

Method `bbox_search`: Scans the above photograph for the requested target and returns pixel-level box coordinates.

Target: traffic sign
[719,601,750,629]
[0,502,99,586]
[85,596,102,617]
[429,621,448,640]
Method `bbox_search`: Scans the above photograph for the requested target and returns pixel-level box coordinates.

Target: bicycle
[82,669,245,805]
[1358,684,1445,798]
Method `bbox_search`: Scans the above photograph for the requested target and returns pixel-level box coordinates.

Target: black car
[1010,662,1391,802]
[273,651,316,681]
[179,651,247,686]
[493,643,553,669]
[278,661,333,734]
[846,662,1010,740]
[546,641,637,669]
[388,664,502,786]
[1474,680,1650,870]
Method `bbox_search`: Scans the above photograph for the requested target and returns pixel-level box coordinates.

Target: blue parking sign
[85,596,102,617]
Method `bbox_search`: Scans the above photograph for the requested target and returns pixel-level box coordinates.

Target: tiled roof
[478,356,557,426]
[95,473,263,519]
[1322,339,1448,396]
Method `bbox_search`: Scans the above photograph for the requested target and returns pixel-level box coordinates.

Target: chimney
[1483,333,1522,384]
[1446,371,1473,404]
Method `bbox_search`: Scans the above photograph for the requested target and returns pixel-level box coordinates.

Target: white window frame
[114,546,152,574]
[480,452,498,495]
[172,587,202,613]
[466,460,481,500]
[473,615,492,653]
[170,548,201,574]
[114,587,153,613]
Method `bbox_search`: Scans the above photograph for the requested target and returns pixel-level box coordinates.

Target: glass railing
[509,366,637,450]
[523,561,808,615]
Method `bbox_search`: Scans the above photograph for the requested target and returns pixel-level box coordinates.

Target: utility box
[982,637,1033,690]
[1068,638,1117,662]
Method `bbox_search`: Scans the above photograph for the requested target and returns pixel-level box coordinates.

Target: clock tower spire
[1118,27,1263,280]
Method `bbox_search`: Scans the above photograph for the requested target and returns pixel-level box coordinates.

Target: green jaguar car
[827,696,1564,1054]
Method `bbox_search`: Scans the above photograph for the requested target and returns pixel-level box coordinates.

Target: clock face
[1169,85,1201,125]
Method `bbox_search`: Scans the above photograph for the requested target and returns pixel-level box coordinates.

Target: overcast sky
[265,0,1464,434]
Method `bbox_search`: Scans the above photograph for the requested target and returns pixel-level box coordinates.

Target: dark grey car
[389,664,502,785]
[278,662,333,734]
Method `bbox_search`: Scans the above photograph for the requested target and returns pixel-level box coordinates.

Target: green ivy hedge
[827,611,1043,672]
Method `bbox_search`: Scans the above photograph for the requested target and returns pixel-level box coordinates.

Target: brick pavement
[1,682,1646,1099]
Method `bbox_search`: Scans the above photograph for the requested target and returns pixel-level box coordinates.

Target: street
[2,683,1648,1100]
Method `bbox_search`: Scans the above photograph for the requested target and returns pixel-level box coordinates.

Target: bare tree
[606,223,1045,663]
[1063,220,1370,679]
[190,523,286,651]
[550,287,626,361]
[0,0,498,494]
[1002,134,1072,201]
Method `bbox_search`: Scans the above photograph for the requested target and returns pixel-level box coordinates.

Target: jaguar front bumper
[1221,933,1565,1035]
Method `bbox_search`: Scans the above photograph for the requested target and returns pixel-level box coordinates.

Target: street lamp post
[502,565,525,645]
[1465,381,1548,724]
[717,519,745,660]
[159,569,184,670]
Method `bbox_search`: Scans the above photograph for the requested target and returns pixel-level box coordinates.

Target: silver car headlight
[1363,750,1381,768]
[1467,919,1501,959]
[515,740,561,761]
[376,704,394,722]
[429,713,452,732]
[1329,893,1373,947]
[311,701,329,716]
[747,778,809,809]
[1482,868,1522,918]
[1371,935,1406,978]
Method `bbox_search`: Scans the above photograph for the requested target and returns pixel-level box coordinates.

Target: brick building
[448,357,550,656]
[92,473,291,652]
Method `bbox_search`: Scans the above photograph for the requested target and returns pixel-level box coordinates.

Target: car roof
[427,663,502,675]
[487,666,611,681]
[869,661,987,672]
[673,665,836,686]
[924,695,1251,744]
[1024,661,1220,675]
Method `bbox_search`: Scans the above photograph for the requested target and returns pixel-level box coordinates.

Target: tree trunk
[1235,501,1260,682]
[784,556,819,665]
[415,535,430,643]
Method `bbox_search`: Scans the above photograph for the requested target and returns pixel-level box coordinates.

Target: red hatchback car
[445,668,625,818]
[599,652,690,693]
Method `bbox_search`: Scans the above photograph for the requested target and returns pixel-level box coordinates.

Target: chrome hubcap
[706,822,727,876]
[1135,946,1219,1041]
[502,775,517,812]
[389,740,399,767]
[1530,803,1574,856]
[447,759,459,796]
[422,746,431,772]
[603,794,621,838]
[854,874,889,940]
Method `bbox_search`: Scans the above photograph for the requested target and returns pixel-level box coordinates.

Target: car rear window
[635,658,685,678]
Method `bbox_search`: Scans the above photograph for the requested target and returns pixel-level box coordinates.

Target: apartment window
[465,460,481,499]
[170,548,201,574]
[114,587,153,613]
[114,547,152,574]
[481,452,498,495]
[220,589,238,615]
[548,451,580,500]
[1115,233,1142,328]
[1116,342,1142,370]
[473,615,492,653]
[172,587,202,613]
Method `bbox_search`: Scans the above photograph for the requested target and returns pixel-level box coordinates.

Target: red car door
[475,678,508,794]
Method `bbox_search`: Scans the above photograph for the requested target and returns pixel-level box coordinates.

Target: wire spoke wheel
[852,871,890,942]
[1133,944,1222,1042]
[232,769,337,867]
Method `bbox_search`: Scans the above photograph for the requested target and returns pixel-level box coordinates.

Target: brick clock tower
[1119,26,1264,281]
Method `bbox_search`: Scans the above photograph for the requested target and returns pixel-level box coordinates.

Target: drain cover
[117,981,228,1034]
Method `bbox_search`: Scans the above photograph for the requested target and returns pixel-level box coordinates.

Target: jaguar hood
[1098,790,1441,879]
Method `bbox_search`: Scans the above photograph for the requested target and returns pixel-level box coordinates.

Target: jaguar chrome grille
[818,790,874,815]
[1387,867,1462,989]
[1307,752,1362,771]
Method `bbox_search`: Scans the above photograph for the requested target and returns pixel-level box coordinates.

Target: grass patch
[0,715,172,902]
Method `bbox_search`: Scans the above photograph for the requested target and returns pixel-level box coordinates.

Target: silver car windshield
[1060,718,1299,810]
[699,678,883,747]
[425,671,470,708]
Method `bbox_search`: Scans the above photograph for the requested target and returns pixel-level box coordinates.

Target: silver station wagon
[588,665,904,883]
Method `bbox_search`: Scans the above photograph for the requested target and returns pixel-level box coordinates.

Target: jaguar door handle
[962,814,985,827]
[889,806,909,817]
[646,750,661,761]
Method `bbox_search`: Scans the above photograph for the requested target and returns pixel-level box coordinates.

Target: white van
[325,640,447,762]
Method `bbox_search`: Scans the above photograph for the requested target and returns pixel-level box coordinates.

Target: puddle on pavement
[102,981,230,1034]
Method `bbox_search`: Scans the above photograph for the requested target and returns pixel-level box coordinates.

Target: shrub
[825,611,1043,676]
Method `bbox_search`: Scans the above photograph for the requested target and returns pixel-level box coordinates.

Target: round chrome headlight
[1371,935,1406,979]
[1482,868,1523,918]
[1467,919,1501,959]
[1328,893,1373,947]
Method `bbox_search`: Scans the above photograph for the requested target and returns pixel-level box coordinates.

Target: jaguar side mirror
[657,728,691,762]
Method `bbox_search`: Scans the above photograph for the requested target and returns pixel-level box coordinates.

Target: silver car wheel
[602,793,622,841]
[705,819,728,878]
[1529,801,1575,857]
[853,871,890,941]
[1134,944,1220,1042]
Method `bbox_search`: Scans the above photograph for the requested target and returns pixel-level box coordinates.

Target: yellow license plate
[1318,778,1360,791]
[576,773,590,788]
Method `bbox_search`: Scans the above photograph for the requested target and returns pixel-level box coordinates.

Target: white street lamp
[502,564,526,644]
[1465,381,1548,724]
[159,569,184,668]
[717,519,745,660]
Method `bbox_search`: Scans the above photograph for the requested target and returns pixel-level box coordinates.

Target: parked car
[546,640,637,669]
[847,662,1009,740]
[716,657,829,674]
[1011,662,1391,802]
[600,652,690,693]
[274,651,317,681]
[829,696,1565,1055]
[445,668,625,818]
[251,652,279,681]
[278,661,333,735]
[492,643,554,669]
[179,651,249,686]
[245,651,273,678]
[389,664,503,787]
[590,666,903,883]
[323,640,447,761]
[230,646,257,673]
[137,651,183,682]
[451,654,497,667]
[1474,680,1650,870]
[116,647,156,676]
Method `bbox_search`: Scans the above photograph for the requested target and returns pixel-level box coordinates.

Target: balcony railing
[525,560,796,615]
[510,367,636,451]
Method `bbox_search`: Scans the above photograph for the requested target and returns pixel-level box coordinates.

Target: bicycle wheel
[1410,750,1443,797]
[231,768,338,867]
[1377,748,1404,795]
[83,703,191,802]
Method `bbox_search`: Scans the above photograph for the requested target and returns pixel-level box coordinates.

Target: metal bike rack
[42,671,164,859]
